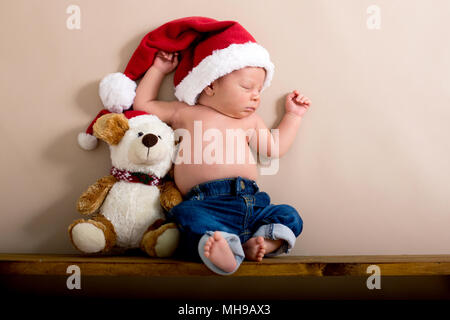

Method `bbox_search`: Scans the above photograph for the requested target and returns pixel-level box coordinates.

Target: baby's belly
[174,163,259,195]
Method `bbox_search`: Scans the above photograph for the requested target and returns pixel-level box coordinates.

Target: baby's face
[202,67,266,119]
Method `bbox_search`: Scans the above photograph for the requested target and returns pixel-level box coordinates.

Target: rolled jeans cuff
[253,223,296,257]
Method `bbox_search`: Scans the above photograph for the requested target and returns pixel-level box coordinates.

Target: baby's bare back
[172,106,258,195]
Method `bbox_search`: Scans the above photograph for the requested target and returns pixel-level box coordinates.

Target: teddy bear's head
[92,112,175,178]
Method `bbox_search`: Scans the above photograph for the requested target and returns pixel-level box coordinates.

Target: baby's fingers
[168,52,180,63]
[287,91,297,100]
[294,92,311,105]
[295,94,305,102]
[159,51,174,60]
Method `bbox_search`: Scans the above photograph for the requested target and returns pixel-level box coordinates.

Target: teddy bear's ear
[93,113,129,145]
[174,135,182,146]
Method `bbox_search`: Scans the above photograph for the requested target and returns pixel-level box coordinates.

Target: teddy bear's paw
[141,223,180,258]
[70,222,107,253]
[155,227,180,257]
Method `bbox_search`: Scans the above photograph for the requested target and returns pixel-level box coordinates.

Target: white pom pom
[78,132,98,150]
[99,73,136,113]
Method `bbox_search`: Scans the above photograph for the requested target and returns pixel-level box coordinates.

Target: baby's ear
[203,85,213,96]
[203,79,219,96]
[93,113,129,145]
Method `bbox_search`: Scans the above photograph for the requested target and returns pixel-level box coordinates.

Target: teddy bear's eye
[138,132,144,137]
[157,135,162,139]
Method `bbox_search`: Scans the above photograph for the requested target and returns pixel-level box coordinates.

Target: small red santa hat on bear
[99,16,274,110]
[77,109,149,150]
[80,16,274,150]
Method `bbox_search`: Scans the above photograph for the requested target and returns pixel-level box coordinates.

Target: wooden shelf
[1,254,450,277]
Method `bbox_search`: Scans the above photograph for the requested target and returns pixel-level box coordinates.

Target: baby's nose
[142,133,158,148]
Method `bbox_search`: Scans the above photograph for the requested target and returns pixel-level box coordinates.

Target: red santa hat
[77,109,149,150]
[98,16,274,111]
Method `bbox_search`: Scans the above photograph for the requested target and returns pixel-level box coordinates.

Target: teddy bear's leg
[68,215,116,254]
[140,222,180,258]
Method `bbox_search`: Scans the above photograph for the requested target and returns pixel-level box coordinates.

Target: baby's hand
[153,51,179,74]
[285,90,311,117]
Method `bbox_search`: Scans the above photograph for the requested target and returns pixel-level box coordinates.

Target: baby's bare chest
[172,108,259,194]
[174,108,255,138]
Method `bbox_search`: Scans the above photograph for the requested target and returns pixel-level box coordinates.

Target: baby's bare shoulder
[245,112,264,128]
[176,104,203,118]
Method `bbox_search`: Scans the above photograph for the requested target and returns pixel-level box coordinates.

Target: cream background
[1,0,449,255]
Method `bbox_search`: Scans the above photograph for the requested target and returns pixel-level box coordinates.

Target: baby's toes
[204,237,214,256]
[256,251,265,261]
[208,236,216,244]
[259,245,266,256]
[204,246,211,257]
[256,236,264,245]
[257,238,266,261]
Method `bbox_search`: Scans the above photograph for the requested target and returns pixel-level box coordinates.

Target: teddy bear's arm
[159,180,183,212]
[77,175,117,215]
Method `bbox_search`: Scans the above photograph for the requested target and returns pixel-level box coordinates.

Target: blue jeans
[167,177,303,275]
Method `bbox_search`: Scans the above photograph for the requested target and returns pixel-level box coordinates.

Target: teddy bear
[70,109,182,257]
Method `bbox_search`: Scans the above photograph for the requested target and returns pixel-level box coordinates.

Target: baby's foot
[242,236,266,262]
[203,231,237,273]
[243,237,284,261]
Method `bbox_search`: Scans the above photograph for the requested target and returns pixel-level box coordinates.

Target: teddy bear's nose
[142,133,158,148]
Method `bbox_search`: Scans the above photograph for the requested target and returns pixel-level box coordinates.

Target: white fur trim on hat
[174,41,275,106]
[99,72,137,113]
[78,132,98,150]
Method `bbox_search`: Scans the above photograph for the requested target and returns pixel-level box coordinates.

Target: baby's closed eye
[240,84,262,92]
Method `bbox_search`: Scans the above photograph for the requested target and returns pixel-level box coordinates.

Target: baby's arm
[134,51,186,125]
[249,90,311,158]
